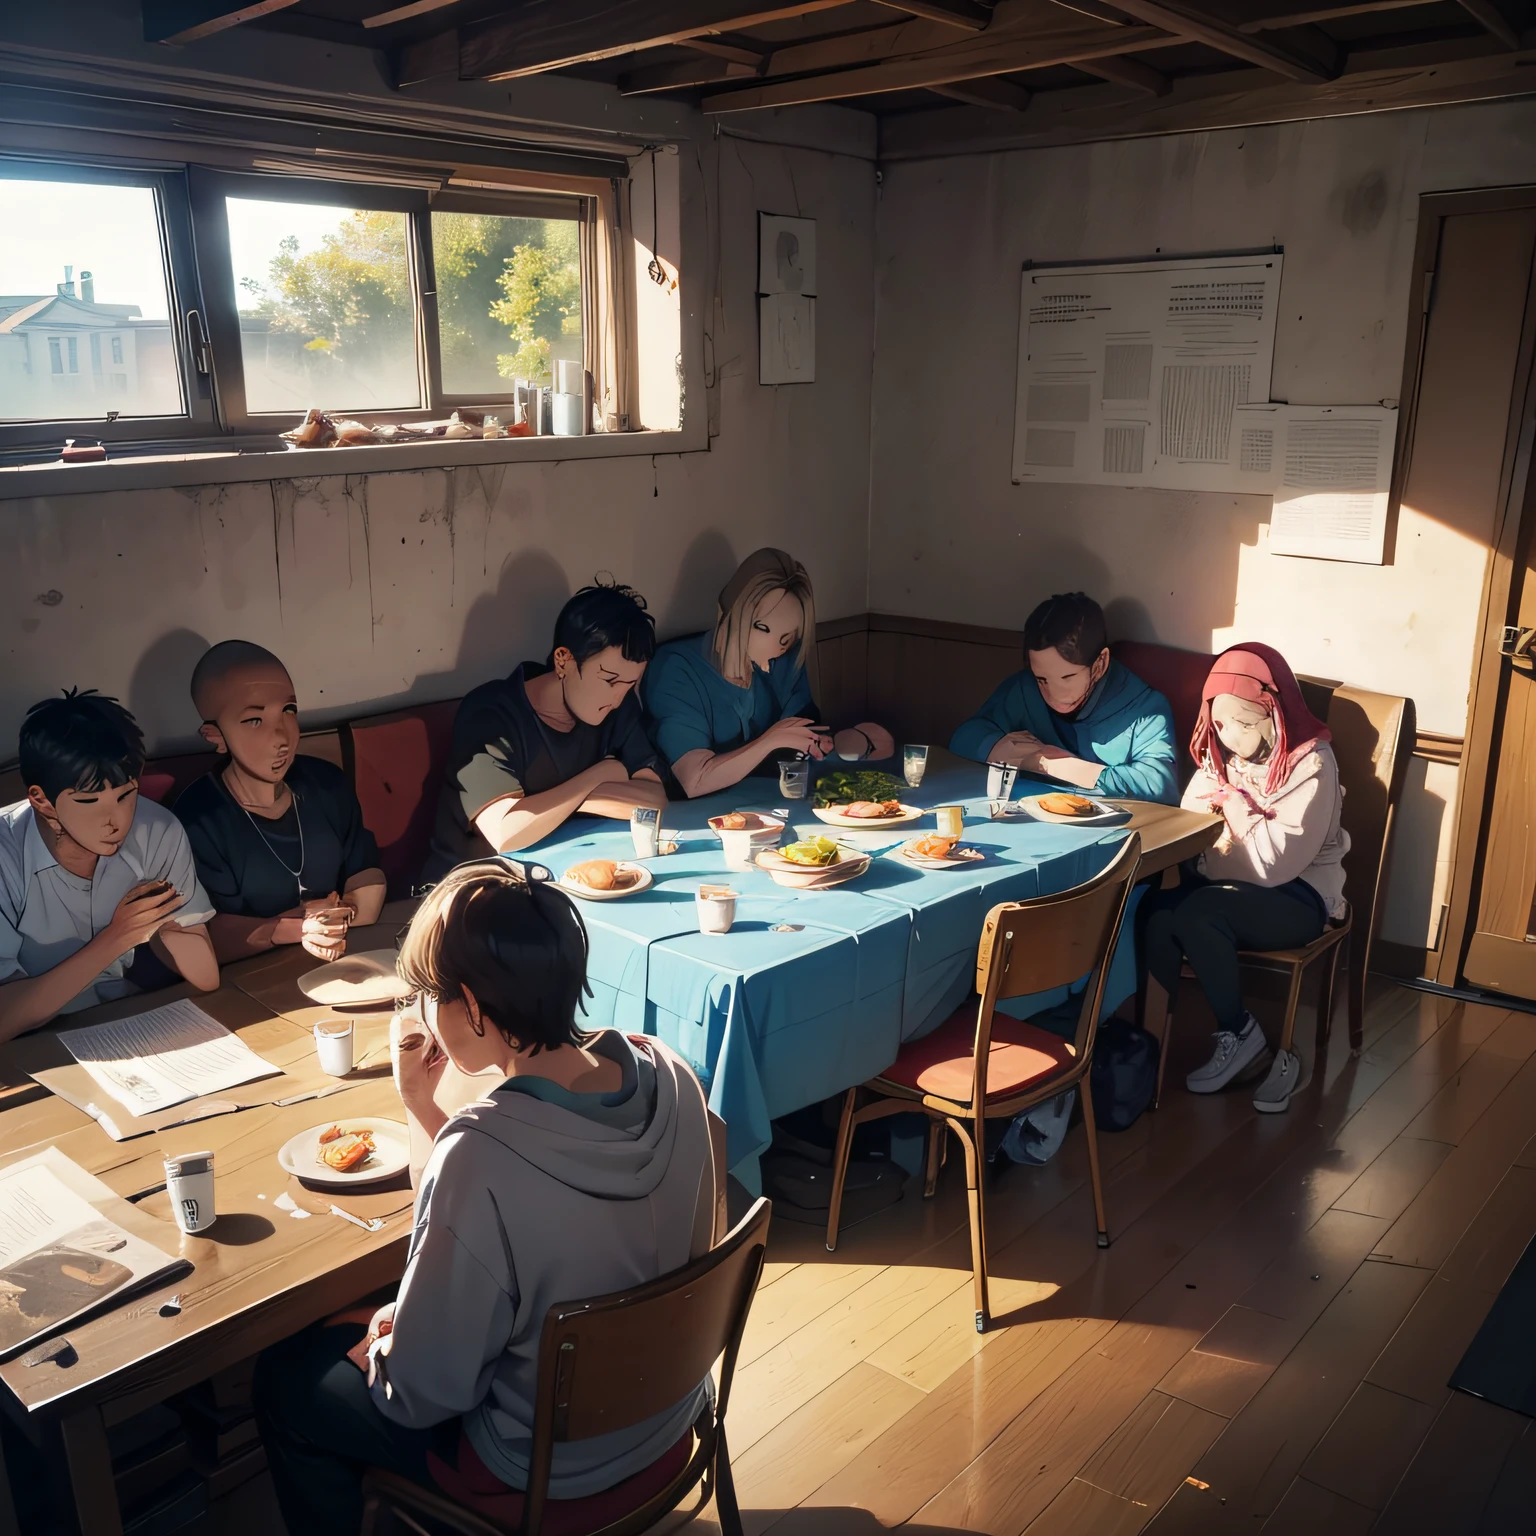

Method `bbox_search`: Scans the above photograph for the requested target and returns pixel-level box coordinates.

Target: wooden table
[0,906,421,1536]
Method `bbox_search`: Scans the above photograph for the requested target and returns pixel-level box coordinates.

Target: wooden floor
[222,976,1536,1536]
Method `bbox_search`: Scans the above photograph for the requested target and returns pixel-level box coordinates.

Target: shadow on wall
[129,627,212,746]
[412,548,572,703]
[656,529,740,642]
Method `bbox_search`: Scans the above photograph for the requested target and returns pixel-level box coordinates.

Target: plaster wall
[1,133,878,755]
[867,97,1536,950]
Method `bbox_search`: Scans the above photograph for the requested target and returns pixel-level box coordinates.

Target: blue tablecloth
[524,764,1142,1189]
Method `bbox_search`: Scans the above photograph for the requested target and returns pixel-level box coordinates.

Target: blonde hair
[711,548,817,691]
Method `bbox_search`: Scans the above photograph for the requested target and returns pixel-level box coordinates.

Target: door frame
[1412,186,1536,987]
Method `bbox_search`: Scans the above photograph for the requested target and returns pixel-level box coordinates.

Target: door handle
[1498,625,1536,660]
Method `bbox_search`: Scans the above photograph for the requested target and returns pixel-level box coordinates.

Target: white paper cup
[164,1151,216,1234]
[697,889,737,934]
[314,1021,355,1077]
[717,828,757,872]
[630,813,660,859]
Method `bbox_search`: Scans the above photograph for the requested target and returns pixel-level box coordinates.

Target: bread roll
[1037,793,1098,817]
[568,859,627,890]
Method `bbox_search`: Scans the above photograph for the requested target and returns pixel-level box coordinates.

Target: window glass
[0,179,183,421]
[431,211,583,396]
[226,198,418,413]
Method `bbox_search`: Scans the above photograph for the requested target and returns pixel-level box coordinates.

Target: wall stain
[344,475,377,647]
[1333,169,1389,236]
[34,590,63,607]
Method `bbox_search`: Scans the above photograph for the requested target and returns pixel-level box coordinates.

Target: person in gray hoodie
[252,859,717,1536]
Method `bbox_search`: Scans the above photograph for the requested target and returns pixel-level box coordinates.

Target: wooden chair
[359,1197,772,1536]
[823,834,1142,1334]
[1150,685,1416,1106]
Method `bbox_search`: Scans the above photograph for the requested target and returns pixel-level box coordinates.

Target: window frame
[189,169,595,434]
[0,157,216,450]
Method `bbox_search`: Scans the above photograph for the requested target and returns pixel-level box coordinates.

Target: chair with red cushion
[360,1197,772,1536]
[341,700,460,899]
[823,834,1142,1334]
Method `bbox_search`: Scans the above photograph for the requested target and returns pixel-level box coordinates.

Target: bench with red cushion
[341,700,461,898]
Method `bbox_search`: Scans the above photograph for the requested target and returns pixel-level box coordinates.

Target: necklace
[226,775,307,900]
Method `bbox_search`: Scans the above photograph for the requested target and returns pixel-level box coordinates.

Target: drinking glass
[779,759,810,800]
[986,761,1019,801]
[903,744,929,788]
[935,805,964,839]
[630,806,660,859]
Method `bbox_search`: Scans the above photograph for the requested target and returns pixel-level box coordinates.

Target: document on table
[1234,403,1398,563]
[57,998,280,1118]
[0,1148,182,1359]
[1011,252,1284,493]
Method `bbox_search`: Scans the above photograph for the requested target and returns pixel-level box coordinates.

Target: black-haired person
[424,582,667,878]
[252,861,716,1536]
[175,640,385,965]
[951,592,1178,805]
[0,691,217,1042]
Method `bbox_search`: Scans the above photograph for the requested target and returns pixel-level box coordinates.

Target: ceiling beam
[620,55,765,92]
[929,75,1034,106]
[1235,0,1439,31]
[142,0,300,44]
[457,1,855,81]
[877,0,994,27]
[395,25,459,85]
[682,37,772,64]
[759,14,983,74]
[1075,52,1171,92]
[362,0,459,28]
[703,20,1173,110]
[880,32,1533,156]
[1093,0,1342,80]
[1453,0,1521,47]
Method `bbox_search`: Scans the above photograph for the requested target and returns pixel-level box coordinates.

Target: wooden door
[1447,205,1536,997]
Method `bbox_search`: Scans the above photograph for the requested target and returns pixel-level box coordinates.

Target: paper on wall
[1234,403,1398,563]
[1011,253,1284,492]
[57,997,280,1118]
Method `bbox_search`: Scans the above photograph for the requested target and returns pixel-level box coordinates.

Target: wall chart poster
[1011,253,1285,493]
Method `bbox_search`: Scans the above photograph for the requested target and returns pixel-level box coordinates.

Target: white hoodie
[1181,741,1350,919]
[370,1031,715,1497]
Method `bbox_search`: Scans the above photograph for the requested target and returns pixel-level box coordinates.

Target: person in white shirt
[1140,644,1349,1115]
[0,691,218,1042]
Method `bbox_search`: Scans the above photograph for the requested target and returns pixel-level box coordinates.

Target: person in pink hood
[1141,643,1348,1114]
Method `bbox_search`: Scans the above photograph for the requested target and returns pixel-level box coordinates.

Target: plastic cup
[314,1020,355,1076]
[718,829,756,872]
[986,762,1019,801]
[935,805,964,839]
[778,759,810,800]
[630,809,660,859]
[164,1152,216,1234]
[697,886,737,934]
[903,745,929,788]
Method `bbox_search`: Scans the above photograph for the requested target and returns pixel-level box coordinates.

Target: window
[1,171,192,426]
[1,153,656,463]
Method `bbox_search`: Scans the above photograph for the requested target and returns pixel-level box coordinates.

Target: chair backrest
[972,833,1142,1087]
[341,700,460,898]
[1324,685,1416,967]
[520,1197,772,1531]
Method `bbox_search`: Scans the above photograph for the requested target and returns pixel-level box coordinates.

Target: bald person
[174,641,385,964]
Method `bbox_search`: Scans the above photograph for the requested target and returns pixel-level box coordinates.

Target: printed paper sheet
[58,997,279,1118]
[1011,253,1284,492]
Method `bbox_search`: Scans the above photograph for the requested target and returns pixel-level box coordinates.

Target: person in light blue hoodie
[951,592,1177,805]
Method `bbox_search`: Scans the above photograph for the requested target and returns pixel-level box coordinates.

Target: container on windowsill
[61,439,106,462]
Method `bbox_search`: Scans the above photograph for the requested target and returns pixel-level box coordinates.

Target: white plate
[1014,798,1131,827]
[297,950,412,1008]
[558,862,654,901]
[278,1118,411,1188]
[812,803,924,830]
[756,847,871,889]
[898,841,984,870]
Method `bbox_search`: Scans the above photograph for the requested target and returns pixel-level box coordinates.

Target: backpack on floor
[1090,1020,1160,1132]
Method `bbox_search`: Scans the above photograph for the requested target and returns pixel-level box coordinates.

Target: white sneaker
[1186,1014,1270,1094]
[1252,1048,1303,1114]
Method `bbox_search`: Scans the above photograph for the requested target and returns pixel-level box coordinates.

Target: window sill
[0,420,705,500]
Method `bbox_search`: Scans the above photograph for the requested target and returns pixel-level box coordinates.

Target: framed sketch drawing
[758,214,817,296]
[760,294,816,384]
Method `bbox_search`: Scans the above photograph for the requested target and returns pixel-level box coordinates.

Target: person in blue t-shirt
[644,548,894,798]
[950,592,1177,804]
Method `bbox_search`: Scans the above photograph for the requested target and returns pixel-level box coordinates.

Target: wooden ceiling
[141,1,1536,144]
